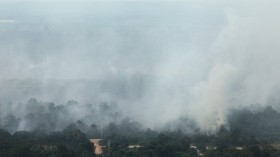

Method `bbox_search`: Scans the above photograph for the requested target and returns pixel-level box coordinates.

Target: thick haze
[0,0,280,133]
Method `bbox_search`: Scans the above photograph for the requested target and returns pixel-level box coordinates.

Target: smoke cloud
[0,0,280,133]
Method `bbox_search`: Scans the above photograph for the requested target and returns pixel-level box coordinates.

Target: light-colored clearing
[90,139,106,155]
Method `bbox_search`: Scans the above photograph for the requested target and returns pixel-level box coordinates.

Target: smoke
[0,0,280,133]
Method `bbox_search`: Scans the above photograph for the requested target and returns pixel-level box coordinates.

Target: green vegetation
[0,125,94,157]
[1,123,280,157]
[2,99,280,157]
[228,106,280,143]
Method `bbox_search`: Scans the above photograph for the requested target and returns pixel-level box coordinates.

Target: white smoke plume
[0,0,280,133]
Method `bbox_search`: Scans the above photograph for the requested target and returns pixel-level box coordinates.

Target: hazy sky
[1,0,280,132]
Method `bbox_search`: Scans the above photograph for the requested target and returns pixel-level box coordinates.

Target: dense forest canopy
[2,98,280,142]
[1,100,280,157]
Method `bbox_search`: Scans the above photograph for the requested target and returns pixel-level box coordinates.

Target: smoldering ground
[0,0,280,134]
